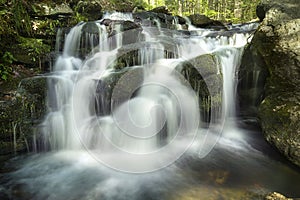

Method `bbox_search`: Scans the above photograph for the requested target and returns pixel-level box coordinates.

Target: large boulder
[149,6,170,15]
[256,0,300,22]
[188,14,227,30]
[75,0,103,21]
[242,0,300,166]
[183,54,223,123]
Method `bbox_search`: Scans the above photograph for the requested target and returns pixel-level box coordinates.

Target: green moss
[11,0,33,37]
[0,52,15,81]
[258,92,300,166]
[12,37,51,68]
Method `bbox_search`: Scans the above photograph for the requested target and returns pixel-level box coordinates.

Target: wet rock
[245,0,300,167]
[82,22,100,34]
[102,20,143,47]
[0,77,47,156]
[95,67,144,116]
[237,44,269,118]
[180,54,223,123]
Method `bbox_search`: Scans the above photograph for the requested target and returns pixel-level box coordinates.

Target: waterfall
[40,13,257,172]
[5,12,300,200]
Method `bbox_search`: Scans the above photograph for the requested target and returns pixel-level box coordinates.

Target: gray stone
[246,0,300,166]
[188,14,227,30]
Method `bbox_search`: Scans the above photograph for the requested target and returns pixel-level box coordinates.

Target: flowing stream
[1,13,300,199]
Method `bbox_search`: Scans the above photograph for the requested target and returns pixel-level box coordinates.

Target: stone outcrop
[239,0,300,166]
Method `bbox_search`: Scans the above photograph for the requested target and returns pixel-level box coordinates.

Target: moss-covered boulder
[182,54,223,123]
[244,0,300,166]
[74,0,102,21]
[95,67,144,116]
[259,93,300,167]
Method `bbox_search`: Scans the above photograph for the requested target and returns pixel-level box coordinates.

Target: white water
[3,13,300,200]
[37,13,258,173]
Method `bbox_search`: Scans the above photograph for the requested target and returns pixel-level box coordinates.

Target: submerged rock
[243,0,300,166]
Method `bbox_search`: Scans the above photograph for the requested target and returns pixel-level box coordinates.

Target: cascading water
[1,13,300,200]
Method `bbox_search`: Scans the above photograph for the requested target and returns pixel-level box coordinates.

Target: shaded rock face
[76,0,103,21]
[241,0,300,166]
[0,77,47,156]
[238,44,269,119]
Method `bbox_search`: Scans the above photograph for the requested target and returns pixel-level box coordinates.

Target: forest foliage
[143,0,260,22]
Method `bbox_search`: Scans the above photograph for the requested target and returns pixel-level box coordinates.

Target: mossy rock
[0,76,47,156]
[180,54,223,123]
[259,92,300,167]
[251,0,300,167]
[95,67,144,116]
[75,0,102,21]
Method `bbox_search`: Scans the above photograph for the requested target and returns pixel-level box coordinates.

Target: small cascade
[38,12,258,172]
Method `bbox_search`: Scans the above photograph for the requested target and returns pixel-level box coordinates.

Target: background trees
[146,0,260,22]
